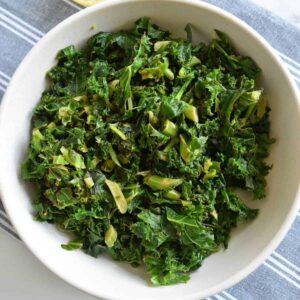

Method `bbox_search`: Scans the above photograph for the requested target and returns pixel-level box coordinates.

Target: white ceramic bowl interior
[0,1,300,299]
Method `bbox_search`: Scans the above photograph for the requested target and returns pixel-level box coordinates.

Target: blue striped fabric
[0,1,299,299]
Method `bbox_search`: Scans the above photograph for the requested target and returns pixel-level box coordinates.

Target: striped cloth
[0,0,299,299]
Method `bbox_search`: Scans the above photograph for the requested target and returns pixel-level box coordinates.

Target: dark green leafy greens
[21,19,274,286]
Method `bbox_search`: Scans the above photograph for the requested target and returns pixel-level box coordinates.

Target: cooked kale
[21,18,274,285]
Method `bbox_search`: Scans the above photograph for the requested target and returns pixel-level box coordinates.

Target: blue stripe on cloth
[0,200,5,212]
[0,25,33,75]
[0,0,77,33]
[226,262,300,299]
[0,222,20,240]
[276,218,300,272]
[0,1,299,300]
[0,210,12,225]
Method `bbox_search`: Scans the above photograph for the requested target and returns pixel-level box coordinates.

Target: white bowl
[0,0,300,299]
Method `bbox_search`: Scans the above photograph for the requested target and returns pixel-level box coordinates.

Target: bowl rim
[0,0,300,299]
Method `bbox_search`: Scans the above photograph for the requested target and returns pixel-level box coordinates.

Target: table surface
[0,230,97,300]
[1,1,299,300]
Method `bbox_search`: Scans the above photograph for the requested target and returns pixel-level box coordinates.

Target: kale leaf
[21,18,274,286]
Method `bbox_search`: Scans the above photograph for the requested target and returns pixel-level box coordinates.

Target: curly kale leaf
[21,18,274,286]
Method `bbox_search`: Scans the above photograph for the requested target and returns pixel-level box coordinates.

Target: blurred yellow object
[73,0,103,7]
